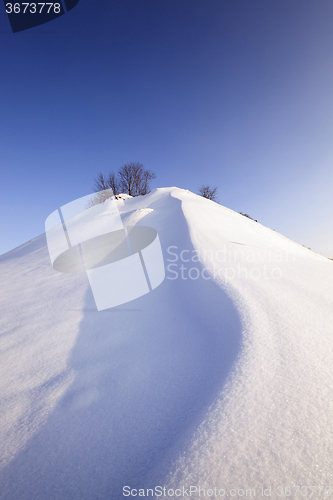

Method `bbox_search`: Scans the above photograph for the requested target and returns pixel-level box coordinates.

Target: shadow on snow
[0,194,243,499]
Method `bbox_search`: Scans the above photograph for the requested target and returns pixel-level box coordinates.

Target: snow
[0,187,332,499]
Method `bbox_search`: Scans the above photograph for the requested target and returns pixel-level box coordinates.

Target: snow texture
[0,187,332,499]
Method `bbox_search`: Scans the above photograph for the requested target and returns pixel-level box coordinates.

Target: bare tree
[93,163,156,201]
[198,185,218,202]
[106,172,119,195]
[118,163,140,196]
[141,169,156,195]
[94,172,119,195]
[86,171,118,208]
[118,163,155,196]
[94,172,109,192]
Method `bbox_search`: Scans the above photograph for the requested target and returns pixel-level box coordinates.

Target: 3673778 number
[5,3,61,14]
[276,486,331,497]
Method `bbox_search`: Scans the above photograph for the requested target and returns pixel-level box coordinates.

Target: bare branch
[106,172,119,196]
[198,185,218,202]
[118,163,155,196]
[93,163,156,199]
[86,188,115,208]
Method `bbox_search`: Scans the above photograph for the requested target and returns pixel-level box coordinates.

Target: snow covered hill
[0,187,332,499]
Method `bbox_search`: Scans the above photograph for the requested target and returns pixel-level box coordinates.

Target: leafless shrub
[94,172,119,195]
[239,212,258,222]
[93,163,156,203]
[118,163,155,196]
[86,188,115,208]
[198,185,218,202]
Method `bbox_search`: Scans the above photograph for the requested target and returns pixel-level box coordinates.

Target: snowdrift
[0,187,332,499]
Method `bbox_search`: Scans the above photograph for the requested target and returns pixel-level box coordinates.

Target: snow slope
[0,187,332,499]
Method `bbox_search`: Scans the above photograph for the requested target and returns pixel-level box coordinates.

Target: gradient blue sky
[1,0,333,257]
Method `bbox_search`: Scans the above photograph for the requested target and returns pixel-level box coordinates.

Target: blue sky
[1,0,333,257]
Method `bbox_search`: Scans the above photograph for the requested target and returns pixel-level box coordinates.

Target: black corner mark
[63,0,79,12]
[3,0,80,33]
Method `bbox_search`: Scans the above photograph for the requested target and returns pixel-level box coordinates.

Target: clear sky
[1,0,333,257]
